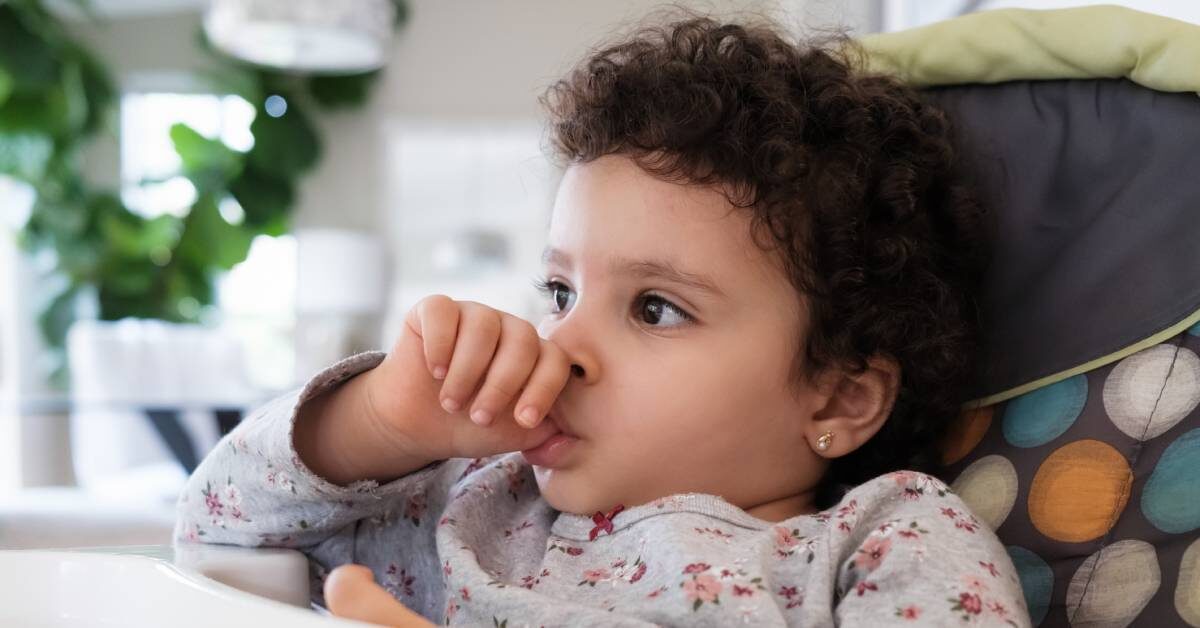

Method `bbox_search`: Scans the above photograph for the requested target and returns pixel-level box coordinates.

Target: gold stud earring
[816,431,834,452]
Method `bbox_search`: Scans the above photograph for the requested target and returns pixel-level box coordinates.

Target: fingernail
[470,409,491,426]
[518,407,539,427]
[432,366,447,379]
[441,397,460,412]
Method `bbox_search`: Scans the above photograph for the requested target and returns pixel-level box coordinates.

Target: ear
[805,354,901,458]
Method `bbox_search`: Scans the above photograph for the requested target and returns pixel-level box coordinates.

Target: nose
[540,312,601,385]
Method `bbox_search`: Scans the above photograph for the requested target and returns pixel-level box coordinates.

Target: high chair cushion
[920,73,1200,628]
[856,8,1200,624]
[941,327,1200,627]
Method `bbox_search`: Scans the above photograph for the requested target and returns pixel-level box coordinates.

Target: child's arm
[174,294,571,556]
[833,473,1032,627]
[172,350,459,550]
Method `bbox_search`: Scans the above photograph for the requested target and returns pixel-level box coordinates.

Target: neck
[744,489,819,523]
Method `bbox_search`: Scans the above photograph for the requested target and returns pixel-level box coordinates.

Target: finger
[513,340,572,428]
[468,315,540,426]
[408,295,459,380]
[438,303,502,413]
[324,564,434,627]
[324,564,375,615]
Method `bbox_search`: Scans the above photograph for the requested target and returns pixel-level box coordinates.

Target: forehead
[546,155,772,280]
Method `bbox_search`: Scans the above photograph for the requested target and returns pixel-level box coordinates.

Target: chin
[533,465,601,515]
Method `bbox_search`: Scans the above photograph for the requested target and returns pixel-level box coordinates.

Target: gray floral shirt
[175,351,1031,627]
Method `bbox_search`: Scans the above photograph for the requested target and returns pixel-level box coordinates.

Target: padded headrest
[922,79,1200,404]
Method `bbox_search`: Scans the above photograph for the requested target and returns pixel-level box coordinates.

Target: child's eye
[635,294,693,328]
[533,277,575,313]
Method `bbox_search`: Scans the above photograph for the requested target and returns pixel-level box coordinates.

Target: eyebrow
[541,247,726,298]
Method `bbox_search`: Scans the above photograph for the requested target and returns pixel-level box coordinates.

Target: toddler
[177,10,1029,627]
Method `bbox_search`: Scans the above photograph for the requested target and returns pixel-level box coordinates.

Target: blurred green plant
[0,0,406,389]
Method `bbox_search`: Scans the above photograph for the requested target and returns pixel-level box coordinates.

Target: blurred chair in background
[0,319,264,549]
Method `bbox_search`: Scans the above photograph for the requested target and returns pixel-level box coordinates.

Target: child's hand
[324,564,435,627]
[362,294,570,462]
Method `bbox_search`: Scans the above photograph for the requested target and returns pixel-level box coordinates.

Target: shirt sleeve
[172,349,465,559]
[832,471,1032,627]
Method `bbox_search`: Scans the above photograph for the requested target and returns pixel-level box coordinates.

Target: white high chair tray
[0,544,380,627]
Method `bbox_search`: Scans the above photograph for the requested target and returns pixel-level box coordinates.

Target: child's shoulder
[833,469,966,518]
[855,469,954,498]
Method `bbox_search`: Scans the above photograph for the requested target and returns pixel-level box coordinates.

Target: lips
[521,407,583,468]
[546,407,579,439]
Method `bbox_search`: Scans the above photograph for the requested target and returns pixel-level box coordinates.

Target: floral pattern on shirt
[943,565,1022,626]
[404,491,427,526]
[548,539,585,557]
[200,477,253,528]
[578,555,647,587]
[498,459,526,501]
[677,562,767,612]
[773,525,819,562]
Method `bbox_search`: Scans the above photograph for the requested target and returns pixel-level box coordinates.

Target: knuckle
[515,320,541,350]
[418,293,450,313]
[507,329,541,363]
[474,320,502,344]
[482,379,521,405]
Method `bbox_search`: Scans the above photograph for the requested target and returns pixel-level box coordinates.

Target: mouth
[547,408,579,439]
[522,409,581,469]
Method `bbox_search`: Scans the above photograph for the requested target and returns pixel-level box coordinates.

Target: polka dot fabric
[941,322,1200,626]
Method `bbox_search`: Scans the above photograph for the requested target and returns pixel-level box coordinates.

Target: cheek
[623,348,798,450]
[602,361,755,450]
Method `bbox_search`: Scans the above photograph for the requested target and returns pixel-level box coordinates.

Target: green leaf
[256,211,291,237]
[55,235,101,278]
[58,60,90,135]
[101,255,156,295]
[75,50,115,135]
[30,194,89,239]
[0,5,61,95]
[170,123,243,192]
[100,201,180,260]
[36,278,78,353]
[0,67,12,107]
[174,194,254,271]
[140,213,183,251]
[165,263,214,316]
[0,87,72,135]
[392,0,409,28]
[308,71,379,108]
[0,131,53,180]
[247,96,320,177]
[229,166,293,229]
[46,350,69,391]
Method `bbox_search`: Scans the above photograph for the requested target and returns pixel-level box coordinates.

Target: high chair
[859,6,1200,627]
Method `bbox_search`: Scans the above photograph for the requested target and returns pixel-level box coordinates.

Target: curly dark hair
[538,9,993,504]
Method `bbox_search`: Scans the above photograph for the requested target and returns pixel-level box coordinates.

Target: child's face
[533,154,830,520]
